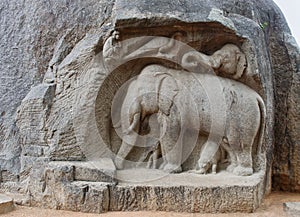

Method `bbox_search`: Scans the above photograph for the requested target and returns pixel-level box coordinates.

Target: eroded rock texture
[0,0,299,214]
[0,0,114,175]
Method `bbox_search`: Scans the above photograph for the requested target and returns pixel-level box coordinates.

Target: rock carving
[114,44,265,176]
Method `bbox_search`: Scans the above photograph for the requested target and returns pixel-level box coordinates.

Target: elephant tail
[256,95,266,155]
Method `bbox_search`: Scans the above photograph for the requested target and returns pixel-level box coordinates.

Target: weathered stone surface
[74,161,116,183]
[0,0,115,176]
[0,194,14,214]
[113,0,300,193]
[62,181,110,213]
[15,84,55,170]
[49,159,117,183]
[4,165,266,214]
[284,202,300,217]
[109,169,266,213]
[0,0,299,214]
[272,34,300,192]
[26,160,114,212]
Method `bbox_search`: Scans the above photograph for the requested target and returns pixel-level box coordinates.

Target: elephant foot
[159,161,167,170]
[187,169,197,173]
[233,165,253,176]
[162,163,182,173]
[114,158,124,170]
[226,163,237,173]
[211,164,217,174]
[187,168,206,175]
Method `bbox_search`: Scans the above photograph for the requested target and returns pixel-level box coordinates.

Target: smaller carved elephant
[182,44,247,80]
[198,151,221,175]
[189,146,226,175]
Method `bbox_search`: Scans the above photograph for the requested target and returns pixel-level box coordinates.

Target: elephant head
[181,44,247,80]
[210,44,247,79]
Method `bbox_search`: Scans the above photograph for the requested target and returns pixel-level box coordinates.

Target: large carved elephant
[113,66,184,172]
[114,63,265,176]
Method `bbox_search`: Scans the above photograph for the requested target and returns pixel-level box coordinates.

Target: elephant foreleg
[115,140,135,169]
[125,112,140,134]
[115,112,141,169]
[146,142,160,169]
[211,164,217,174]
[159,112,182,173]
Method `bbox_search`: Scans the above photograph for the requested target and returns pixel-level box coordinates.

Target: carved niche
[95,26,266,177]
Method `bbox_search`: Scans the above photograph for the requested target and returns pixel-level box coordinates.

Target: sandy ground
[2,192,300,217]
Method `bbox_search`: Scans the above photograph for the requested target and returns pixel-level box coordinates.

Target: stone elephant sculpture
[182,44,247,80]
[114,65,184,172]
[114,63,265,176]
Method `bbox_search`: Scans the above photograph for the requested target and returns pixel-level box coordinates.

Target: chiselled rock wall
[0,0,114,175]
[0,0,299,207]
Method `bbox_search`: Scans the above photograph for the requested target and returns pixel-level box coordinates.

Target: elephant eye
[223,56,230,63]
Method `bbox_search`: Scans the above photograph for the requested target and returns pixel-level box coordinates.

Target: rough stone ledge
[109,169,266,213]
[284,202,300,217]
[0,194,14,214]
[48,158,117,183]
[13,162,266,214]
[61,181,110,213]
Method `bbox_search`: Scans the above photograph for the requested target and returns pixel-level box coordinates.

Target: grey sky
[273,0,300,45]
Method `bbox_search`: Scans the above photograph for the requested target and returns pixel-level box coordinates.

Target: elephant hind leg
[115,141,134,169]
[233,165,253,176]
[232,144,253,176]
[221,142,237,173]
[222,140,253,176]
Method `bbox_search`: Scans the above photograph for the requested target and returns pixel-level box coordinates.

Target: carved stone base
[23,160,266,213]
[111,169,266,213]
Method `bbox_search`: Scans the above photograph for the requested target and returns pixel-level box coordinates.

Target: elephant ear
[155,73,179,116]
[233,52,247,79]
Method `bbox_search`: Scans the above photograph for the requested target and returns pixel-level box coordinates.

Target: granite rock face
[284,202,300,217]
[0,0,115,175]
[271,34,300,192]
[0,0,299,214]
